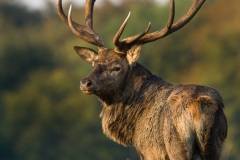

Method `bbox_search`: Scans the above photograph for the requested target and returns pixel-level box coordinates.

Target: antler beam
[114,0,205,51]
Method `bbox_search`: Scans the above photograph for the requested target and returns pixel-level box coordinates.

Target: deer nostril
[86,80,92,87]
[80,79,92,88]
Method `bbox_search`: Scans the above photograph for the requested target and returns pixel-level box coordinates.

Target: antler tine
[57,0,68,25]
[113,12,131,51]
[56,0,82,27]
[162,0,175,36]
[113,0,205,50]
[138,0,205,44]
[124,22,151,44]
[57,0,105,48]
[169,0,205,32]
[113,12,152,52]
[85,0,95,28]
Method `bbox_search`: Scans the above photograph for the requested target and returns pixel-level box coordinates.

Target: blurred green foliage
[0,0,239,159]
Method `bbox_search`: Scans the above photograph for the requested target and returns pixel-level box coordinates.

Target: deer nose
[80,79,92,90]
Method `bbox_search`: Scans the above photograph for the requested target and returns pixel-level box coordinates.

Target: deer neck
[99,63,166,146]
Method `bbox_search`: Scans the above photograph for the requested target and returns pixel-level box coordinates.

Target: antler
[114,0,206,52]
[57,0,105,48]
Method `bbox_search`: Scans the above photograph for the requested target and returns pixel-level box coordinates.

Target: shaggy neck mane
[99,63,166,146]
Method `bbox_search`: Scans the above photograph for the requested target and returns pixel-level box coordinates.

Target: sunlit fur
[78,49,227,160]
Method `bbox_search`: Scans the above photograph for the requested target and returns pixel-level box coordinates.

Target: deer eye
[109,64,121,74]
[113,67,121,72]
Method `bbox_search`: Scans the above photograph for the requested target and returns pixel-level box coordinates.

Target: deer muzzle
[80,78,94,95]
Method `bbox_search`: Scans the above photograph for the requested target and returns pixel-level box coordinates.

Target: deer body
[57,0,227,159]
[100,62,226,160]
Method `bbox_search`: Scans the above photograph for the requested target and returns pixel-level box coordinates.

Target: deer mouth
[80,78,97,95]
[82,90,93,95]
[79,86,94,95]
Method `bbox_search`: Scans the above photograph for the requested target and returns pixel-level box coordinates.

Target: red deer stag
[57,0,227,159]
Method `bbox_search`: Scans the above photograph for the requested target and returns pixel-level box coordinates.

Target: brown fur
[75,49,227,160]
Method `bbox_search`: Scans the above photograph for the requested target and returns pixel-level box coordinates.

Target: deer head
[57,0,206,98]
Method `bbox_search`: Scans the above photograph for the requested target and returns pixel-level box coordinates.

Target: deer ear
[74,46,97,64]
[126,45,142,65]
